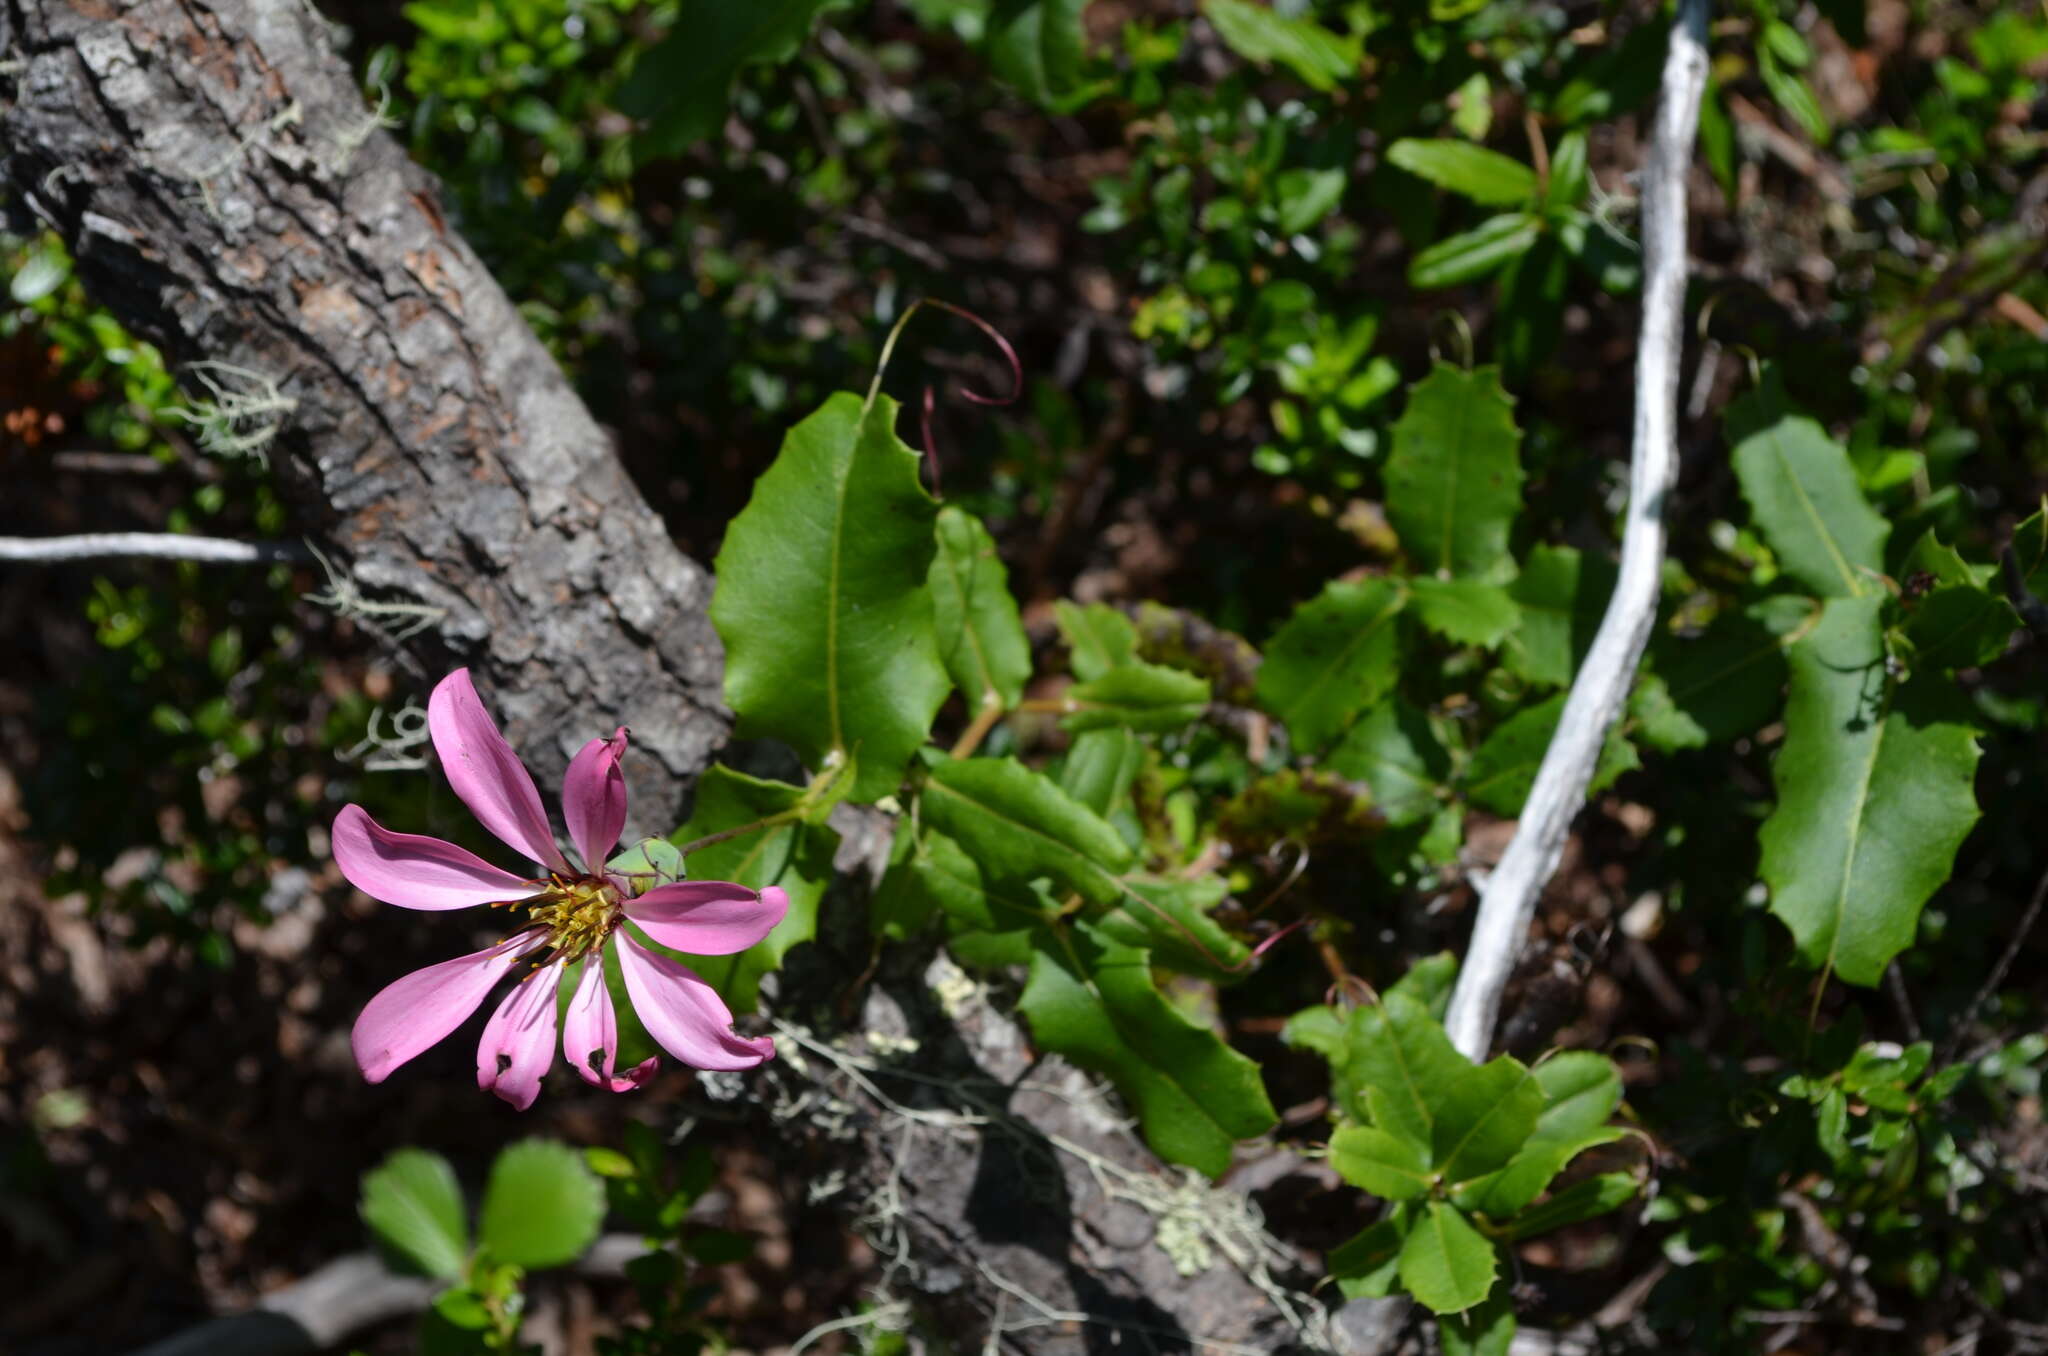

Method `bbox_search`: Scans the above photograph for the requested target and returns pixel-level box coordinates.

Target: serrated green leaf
[1020,922,1277,1176]
[1399,1201,1498,1314]
[1327,701,1450,828]
[1101,875,1249,976]
[1505,545,1615,687]
[1464,694,1638,815]
[1256,577,1407,751]
[1902,587,2016,672]
[1463,1052,1625,1218]
[988,0,1100,110]
[1408,214,1542,289]
[1056,600,1139,680]
[1200,0,1359,91]
[618,0,835,157]
[1386,140,1539,206]
[1432,1056,1543,1184]
[1498,1172,1638,1241]
[360,1148,469,1280]
[477,1140,606,1270]
[1388,953,1459,1018]
[1547,131,1589,208]
[1332,1125,1433,1200]
[712,393,949,802]
[1330,1210,1409,1299]
[931,506,1031,712]
[1355,992,1473,1146]
[1059,729,1144,817]
[1409,578,1519,648]
[1758,595,1983,986]
[1062,663,1211,733]
[921,757,1133,905]
[608,837,684,895]
[1386,365,1525,580]
[1632,595,1814,752]
[1730,405,1889,599]
[662,766,840,1011]
[1440,1292,1516,1356]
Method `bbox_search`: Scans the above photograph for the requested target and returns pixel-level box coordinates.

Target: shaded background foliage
[3,0,2048,1351]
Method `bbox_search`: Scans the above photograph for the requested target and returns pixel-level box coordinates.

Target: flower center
[517,874,622,961]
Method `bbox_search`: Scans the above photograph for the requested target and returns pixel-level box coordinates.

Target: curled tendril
[864,297,1023,495]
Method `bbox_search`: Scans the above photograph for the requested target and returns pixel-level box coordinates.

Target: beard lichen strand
[492,873,624,965]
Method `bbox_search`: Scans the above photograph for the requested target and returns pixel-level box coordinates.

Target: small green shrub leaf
[477,1140,606,1270]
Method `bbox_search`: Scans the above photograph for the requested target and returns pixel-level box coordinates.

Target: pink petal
[616,935,776,1071]
[332,804,538,911]
[562,954,658,1092]
[623,883,788,956]
[563,727,630,873]
[428,669,568,873]
[477,956,567,1110]
[352,931,543,1083]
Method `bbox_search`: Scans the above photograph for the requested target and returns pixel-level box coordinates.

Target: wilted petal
[428,669,568,873]
[353,931,543,1083]
[616,935,775,1071]
[623,883,788,956]
[562,953,658,1091]
[563,728,630,874]
[477,956,567,1110]
[332,804,538,911]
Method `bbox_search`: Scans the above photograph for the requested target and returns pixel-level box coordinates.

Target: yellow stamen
[521,874,623,963]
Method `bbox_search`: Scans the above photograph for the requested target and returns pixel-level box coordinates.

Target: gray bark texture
[0,0,729,831]
[2,3,1325,1353]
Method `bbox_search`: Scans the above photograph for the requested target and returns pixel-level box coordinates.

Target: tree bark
[1,3,1321,1352]
[0,0,728,831]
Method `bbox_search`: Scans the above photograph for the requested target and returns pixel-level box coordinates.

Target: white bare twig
[1442,0,1711,1062]
[0,532,308,564]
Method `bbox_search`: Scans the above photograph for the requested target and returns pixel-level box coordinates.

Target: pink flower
[333,669,786,1109]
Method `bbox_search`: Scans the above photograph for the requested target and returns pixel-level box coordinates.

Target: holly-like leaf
[1059,728,1144,817]
[930,506,1031,713]
[1019,921,1277,1176]
[1399,1201,1498,1314]
[1730,405,1889,599]
[661,766,840,1011]
[1631,595,1814,752]
[1056,600,1140,680]
[1353,992,1472,1145]
[921,756,1133,906]
[360,1148,469,1280]
[1409,578,1519,648]
[477,1140,606,1270]
[712,393,948,803]
[1332,1125,1433,1200]
[1504,545,1615,687]
[1387,139,1539,206]
[987,0,1102,110]
[1498,1172,1639,1241]
[1062,663,1211,733]
[1330,1211,1409,1299]
[1461,1052,1625,1218]
[1256,577,1406,751]
[1327,701,1450,828]
[1440,1292,1516,1356]
[1200,0,1359,91]
[618,0,836,157]
[1464,694,1638,815]
[1407,214,1542,289]
[1101,875,1249,976]
[1385,364,1525,580]
[1758,595,1983,986]
[1432,1056,1544,1185]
